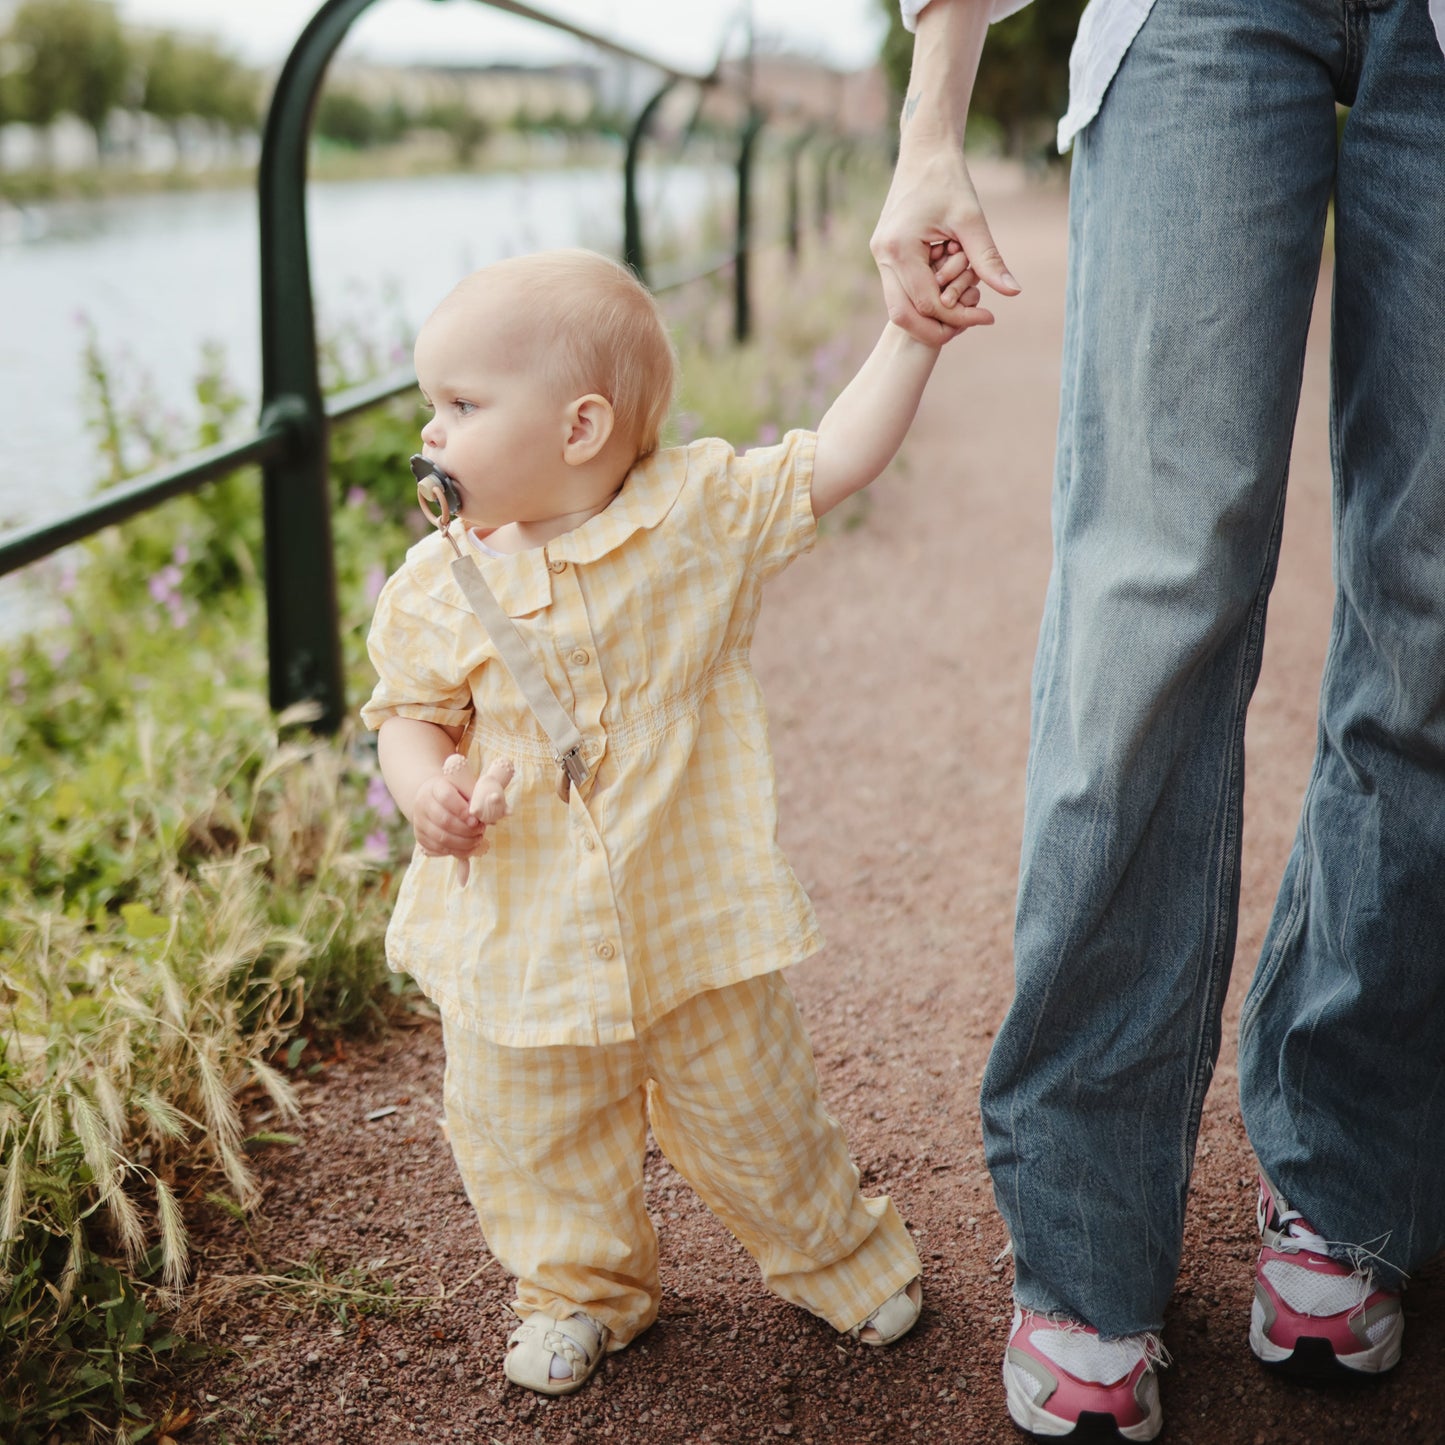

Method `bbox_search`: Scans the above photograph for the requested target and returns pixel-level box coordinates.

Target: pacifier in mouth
[411,454,464,554]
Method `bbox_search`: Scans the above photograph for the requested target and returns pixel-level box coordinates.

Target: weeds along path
[178,165,1443,1444]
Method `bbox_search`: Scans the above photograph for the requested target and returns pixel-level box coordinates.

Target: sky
[109,0,891,76]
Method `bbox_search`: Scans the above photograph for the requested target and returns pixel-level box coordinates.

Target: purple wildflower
[148,564,183,606]
[146,561,192,628]
[367,774,397,820]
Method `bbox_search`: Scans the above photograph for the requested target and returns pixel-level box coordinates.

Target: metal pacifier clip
[409,455,589,803]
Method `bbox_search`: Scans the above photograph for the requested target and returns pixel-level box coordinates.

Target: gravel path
[177,166,1444,1445]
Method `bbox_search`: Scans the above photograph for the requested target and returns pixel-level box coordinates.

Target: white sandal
[503,1311,609,1395]
[851,1278,923,1346]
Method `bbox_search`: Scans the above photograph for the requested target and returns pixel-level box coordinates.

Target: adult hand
[871,138,1020,345]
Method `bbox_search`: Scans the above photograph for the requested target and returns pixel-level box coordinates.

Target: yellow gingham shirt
[361,430,824,1047]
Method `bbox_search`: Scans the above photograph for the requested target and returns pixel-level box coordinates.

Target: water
[0,162,729,538]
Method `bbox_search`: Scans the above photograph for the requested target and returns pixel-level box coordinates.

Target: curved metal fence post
[623,78,679,283]
[733,109,763,343]
[817,138,837,235]
[258,0,378,733]
[834,139,855,212]
[785,127,814,265]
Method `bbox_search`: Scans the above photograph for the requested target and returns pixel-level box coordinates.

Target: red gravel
[170,165,1444,1445]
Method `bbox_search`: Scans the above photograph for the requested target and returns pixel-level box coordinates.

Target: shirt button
[548,558,567,573]
[569,648,590,666]
[595,940,615,960]
[580,834,596,852]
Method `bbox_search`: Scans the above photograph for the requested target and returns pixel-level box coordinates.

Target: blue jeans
[980,0,1445,1336]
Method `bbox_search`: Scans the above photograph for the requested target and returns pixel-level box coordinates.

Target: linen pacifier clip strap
[448,556,589,803]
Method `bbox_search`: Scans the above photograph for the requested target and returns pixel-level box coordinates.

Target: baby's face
[413,286,571,533]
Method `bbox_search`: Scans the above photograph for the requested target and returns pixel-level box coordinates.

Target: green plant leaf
[204,1192,248,1222]
[51,780,86,820]
[119,903,169,940]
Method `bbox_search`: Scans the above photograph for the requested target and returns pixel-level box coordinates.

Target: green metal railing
[0,0,848,732]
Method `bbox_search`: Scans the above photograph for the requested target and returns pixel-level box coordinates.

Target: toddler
[362,247,978,1395]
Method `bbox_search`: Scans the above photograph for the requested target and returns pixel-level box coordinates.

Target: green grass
[1,350,420,1438]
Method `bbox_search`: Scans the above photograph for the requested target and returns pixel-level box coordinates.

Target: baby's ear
[563,394,616,466]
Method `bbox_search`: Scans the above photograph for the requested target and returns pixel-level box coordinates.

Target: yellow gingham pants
[441,971,920,1343]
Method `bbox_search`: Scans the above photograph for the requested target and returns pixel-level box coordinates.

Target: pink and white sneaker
[1003,1307,1165,1440]
[1251,1176,1403,1376]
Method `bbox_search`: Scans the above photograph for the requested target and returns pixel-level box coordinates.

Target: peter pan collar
[542,444,688,567]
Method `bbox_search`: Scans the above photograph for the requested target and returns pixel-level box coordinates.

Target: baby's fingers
[413,776,483,855]
[932,250,975,288]
[934,256,980,314]
[943,283,984,313]
[937,300,996,339]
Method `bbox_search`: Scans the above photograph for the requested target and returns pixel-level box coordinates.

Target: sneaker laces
[1259,1188,1390,1318]
[1258,1182,1336,1257]
[1270,1204,1332,1256]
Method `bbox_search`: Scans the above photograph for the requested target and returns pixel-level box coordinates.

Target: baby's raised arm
[810,251,978,519]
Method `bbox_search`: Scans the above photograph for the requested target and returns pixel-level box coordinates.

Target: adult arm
[871,0,1023,343]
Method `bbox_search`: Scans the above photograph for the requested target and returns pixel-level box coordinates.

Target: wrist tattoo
[902,93,920,127]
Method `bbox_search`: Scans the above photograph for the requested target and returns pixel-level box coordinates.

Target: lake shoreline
[0,130,674,208]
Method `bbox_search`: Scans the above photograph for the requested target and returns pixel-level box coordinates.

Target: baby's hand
[929,240,987,338]
[412,768,487,863]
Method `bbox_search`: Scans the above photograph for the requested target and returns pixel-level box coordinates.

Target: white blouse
[902,0,1445,153]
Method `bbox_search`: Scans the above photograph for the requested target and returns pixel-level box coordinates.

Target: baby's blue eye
[453,400,477,417]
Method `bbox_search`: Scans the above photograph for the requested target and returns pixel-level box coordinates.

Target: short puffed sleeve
[360,567,474,732]
[698,428,819,583]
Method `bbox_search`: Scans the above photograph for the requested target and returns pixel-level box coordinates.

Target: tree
[139,33,200,124]
[418,99,488,164]
[0,57,19,127]
[315,89,381,148]
[140,33,259,133]
[875,0,914,119]
[184,44,260,132]
[873,0,1087,159]
[9,0,130,147]
[971,1,1087,158]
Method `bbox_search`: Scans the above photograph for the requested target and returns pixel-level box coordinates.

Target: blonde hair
[455,250,678,461]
